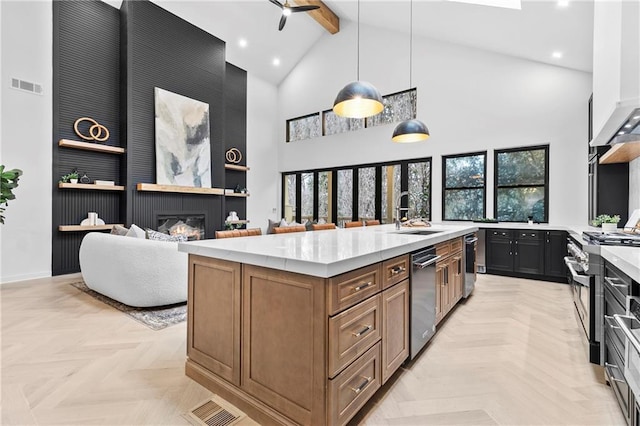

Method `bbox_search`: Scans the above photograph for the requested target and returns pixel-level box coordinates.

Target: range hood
[594,99,640,164]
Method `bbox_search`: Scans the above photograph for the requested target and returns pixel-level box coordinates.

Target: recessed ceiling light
[272,57,281,66]
[634,115,640,120]
[552,51,563,59]
[557,0,569,8]
[625,124,632,128]
[238,38,248,48]
[618,131,626,135]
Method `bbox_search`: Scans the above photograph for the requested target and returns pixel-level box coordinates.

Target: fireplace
[156,212,206,240]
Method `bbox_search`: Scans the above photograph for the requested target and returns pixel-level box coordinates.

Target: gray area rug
[70,281,187,330]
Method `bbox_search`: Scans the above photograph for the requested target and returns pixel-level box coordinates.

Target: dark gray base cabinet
[486,229,567,281]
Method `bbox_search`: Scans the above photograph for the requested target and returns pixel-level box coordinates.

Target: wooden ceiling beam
[293,0,340,34]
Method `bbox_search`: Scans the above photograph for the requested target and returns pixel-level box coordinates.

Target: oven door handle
[564,257,590,286]
[613,315,640,354]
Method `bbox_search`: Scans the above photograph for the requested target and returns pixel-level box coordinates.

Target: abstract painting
[154,87,211,187]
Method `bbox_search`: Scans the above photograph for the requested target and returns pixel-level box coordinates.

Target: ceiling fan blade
[278,14,287,31]
[268,0,284,9]
[290,5,320,12]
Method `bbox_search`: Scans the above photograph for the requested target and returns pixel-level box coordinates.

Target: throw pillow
[125,223,146,239]
[279,218,288,228]
[304,220,317,231]
[267,218,280,234]
[110,224,129,236]
[145,228,188,242]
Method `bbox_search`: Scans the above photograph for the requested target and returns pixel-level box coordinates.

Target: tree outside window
[442,152,486,221]
[495,146,548,222]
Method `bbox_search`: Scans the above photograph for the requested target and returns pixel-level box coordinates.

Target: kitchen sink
[393,229,443,236]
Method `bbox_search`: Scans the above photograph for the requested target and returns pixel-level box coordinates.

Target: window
[366,89,417,128]
[442,152,486,221]
[283,174,296,222]
[337,169,353,226]
[317,171,332,223]
[323,109,364,136]
[408,161,431,220]
[381,164,401,224]
[358,167,376,220]
[495,145,549,222]
[301,172,314,223]
[286,113,321,142]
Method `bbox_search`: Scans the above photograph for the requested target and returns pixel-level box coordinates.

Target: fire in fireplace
[157,213,206,240]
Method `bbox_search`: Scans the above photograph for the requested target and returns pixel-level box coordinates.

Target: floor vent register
[186,396,253,426]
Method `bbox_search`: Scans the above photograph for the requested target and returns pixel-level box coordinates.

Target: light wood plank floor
[1,273,625,425]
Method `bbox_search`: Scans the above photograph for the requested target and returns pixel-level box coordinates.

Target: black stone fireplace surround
[52,0,246,275]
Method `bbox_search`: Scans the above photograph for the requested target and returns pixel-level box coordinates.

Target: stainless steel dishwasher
[410,247,441,359]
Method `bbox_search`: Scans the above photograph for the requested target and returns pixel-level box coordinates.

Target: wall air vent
[10,77,43,95]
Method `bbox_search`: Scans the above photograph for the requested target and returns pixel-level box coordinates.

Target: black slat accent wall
[53,0,121,275]
[223,63,248,226]
[53,0,247,275]
[121,0,226,237]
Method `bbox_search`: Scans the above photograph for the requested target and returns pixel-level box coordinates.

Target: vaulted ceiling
[104,0,594,86]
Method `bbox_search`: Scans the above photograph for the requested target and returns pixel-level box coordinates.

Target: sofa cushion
[110,224,129,236]
[126,224,146,239]
[146,228,188,242]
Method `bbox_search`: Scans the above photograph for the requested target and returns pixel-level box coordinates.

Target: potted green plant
[1,165,23,224]
[60,170,79,184]
[592,214,620,232]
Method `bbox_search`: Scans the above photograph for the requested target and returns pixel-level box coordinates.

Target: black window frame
[442,151,487,221]
[493,144,549,223]
[281,156,432,225]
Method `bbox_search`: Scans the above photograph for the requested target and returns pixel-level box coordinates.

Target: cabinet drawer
[382,255,409,290]
[328,264,381,315]
[517,231,542,240]
[328,342,381,426]
[328,294,382,378]
[436,241,451,257]
[450,237,462,253]
[488,229,511,240]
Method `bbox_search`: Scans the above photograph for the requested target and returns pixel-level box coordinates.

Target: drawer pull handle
[605,277,628,288]
[350,376,372,394]
[352,325,373,337]
[604,315,621,329]
[353,282,373,292]
[605,363,626,383]
[390,266,406,276]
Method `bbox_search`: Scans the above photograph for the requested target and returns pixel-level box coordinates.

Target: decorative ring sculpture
[225,148,242,164]
[73,117,110,142]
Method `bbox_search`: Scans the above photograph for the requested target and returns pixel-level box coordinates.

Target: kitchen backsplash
[631,157,640,213]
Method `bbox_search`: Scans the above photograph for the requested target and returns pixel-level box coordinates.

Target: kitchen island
[178,223,477,425]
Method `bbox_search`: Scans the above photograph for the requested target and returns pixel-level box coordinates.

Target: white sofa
[79,232,188,307]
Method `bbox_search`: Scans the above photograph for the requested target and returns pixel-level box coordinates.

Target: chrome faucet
[395,191,410,230]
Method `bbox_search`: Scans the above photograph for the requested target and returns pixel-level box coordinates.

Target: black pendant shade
[392,119,430,143]
[333,81,384,119]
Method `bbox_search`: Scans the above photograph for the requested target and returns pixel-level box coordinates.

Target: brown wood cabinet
[435,238,463,325]
[381,279,409,384]
[186,246,457,425]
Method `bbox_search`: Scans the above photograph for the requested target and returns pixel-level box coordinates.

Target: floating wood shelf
[225,192,250,198]
[58,224,123,232]
[225,164,250,171]
[59,139,125,154]
[600,141,640,164]
[225,220,250,224]
[59,182,125,191]
[136,183,225,195]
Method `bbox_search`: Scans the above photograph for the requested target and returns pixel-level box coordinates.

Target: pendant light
[333,0,384,119]
[392,0,429,143]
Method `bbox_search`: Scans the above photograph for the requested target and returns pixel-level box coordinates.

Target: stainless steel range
[583,231,640,247]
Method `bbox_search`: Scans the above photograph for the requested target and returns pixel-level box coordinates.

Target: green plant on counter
[1,165,23,224]
[592,214,621,227]
[59,170,79,183]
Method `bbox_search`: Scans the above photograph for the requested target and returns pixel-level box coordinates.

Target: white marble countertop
[600,246,640,283]
[179,223,478,278]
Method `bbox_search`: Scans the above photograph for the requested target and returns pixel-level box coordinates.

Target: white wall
[1,0,53,283]
[278,21,592,225]
[246,74,280,233]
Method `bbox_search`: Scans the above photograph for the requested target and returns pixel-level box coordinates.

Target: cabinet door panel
[188,256,241,386]
[382,280,409,384]
[242,265,326,425]
[486,230,513,272]
[544,231,567,277]
[514,232,544,275]
[435,263,445,324]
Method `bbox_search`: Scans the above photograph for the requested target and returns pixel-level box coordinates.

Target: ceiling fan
[268,0,320,31]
